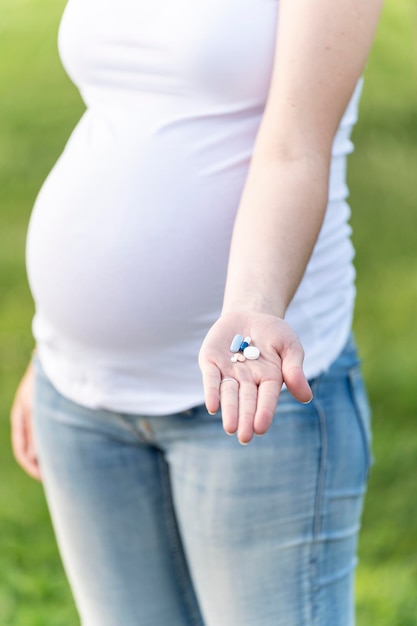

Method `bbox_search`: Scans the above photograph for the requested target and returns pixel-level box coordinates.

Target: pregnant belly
[26,115,247,351]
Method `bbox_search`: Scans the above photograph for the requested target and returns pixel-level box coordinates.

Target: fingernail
[302,395,314,405]
[208,410,217,415]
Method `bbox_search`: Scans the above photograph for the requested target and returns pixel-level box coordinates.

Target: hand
[10,361,42,481]
[198,312,313,444]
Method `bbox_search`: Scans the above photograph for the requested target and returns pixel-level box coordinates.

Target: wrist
[221,295,286,319]
[222,267,295,320]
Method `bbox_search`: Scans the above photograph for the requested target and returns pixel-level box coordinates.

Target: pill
[230,334,244,353]
[243,346,260,360]
[236,354,246,362]
[240,341,249,351]
[231,354,239,362]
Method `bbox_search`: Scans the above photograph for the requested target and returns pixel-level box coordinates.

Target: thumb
[281,343,313,404]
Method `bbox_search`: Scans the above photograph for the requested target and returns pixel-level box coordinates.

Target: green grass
[1,0,416,624]
[348,1,417,622]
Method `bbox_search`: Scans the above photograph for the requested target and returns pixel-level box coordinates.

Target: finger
[219,378,239,435]
[281,345,313,403]
[18,447,42,482]
[284,365,313,403]
[26,410,42,481]
[11,403,42,482]
[11,397,27,460]
[236,382,258,444]
[201,362,221,415]
[253,379,281,435]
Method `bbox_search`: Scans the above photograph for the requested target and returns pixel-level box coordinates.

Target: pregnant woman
[11,0,382,624]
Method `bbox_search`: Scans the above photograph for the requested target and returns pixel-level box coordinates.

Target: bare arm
[199,0,383,443]
[224,0,383,316]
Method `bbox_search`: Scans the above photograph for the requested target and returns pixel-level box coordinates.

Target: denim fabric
[32,336,372,626]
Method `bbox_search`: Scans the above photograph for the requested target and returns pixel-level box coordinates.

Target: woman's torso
[26,0,362,413]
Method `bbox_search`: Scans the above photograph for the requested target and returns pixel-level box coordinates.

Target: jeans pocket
[348,365,374,482]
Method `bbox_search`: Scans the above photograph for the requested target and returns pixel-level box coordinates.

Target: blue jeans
[32,336,372,626]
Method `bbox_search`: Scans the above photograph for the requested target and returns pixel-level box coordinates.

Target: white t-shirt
[26,0,363,414]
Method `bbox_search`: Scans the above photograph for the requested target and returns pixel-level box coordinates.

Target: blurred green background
[1,0,416,624]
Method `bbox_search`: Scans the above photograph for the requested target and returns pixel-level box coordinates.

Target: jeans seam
[309,377,328,626]
[157,454,204,626]
[347,367,373,483]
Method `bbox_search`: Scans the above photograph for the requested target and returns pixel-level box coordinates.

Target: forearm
[222,148,330,318]
[221,0,382,320]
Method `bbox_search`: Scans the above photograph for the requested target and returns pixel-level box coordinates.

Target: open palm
[199,312,313,444]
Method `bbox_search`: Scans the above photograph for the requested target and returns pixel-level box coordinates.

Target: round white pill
[243,346,260,360]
